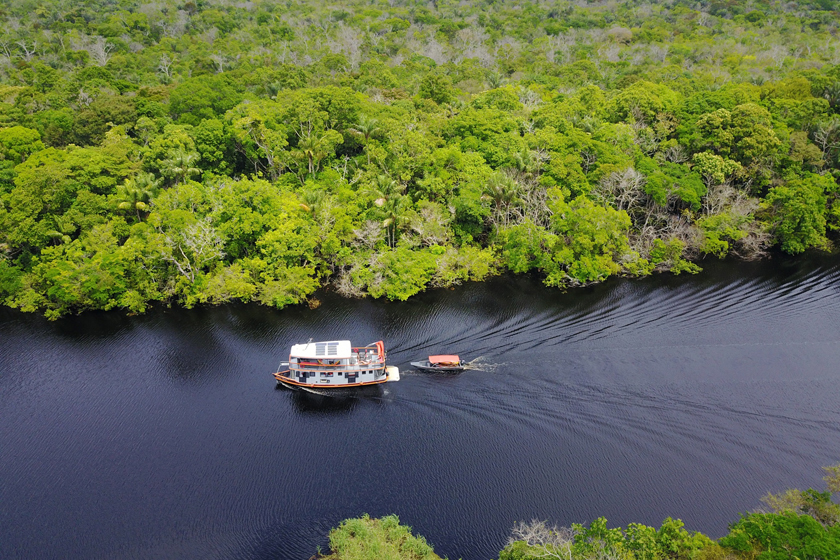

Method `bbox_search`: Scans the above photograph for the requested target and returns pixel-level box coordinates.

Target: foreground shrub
[320,514,443,560]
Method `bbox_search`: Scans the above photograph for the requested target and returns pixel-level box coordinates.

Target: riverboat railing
[287,342,386,374]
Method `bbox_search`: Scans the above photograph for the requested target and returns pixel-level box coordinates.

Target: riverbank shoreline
[4,247,839,322]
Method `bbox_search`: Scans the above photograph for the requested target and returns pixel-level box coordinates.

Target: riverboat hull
[274,366,400,390]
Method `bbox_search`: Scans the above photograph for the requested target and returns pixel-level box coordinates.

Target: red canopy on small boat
[429,355,460,365]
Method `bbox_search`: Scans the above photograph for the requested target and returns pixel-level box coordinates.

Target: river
[2,254,840,560]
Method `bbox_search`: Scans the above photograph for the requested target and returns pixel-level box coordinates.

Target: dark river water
[2,254,840,560]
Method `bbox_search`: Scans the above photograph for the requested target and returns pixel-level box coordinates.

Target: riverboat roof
[291,340,353,359]
[429,354,460,365]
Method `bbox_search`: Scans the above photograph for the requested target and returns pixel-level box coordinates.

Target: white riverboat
[273,340,400,389]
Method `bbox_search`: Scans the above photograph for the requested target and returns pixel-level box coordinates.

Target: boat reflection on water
[284,381,390,413]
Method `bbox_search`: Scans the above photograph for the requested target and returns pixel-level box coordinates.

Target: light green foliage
[636,158,706,209]
[825,464,840,494]
[147,181,226,298]
[499,516,719,560]
[323,514,442,560]
[193,119,233,174]
[432,245,497,287]
[143,125,197,179]
[649,239,701,275]
[624,523,658,560]
[548,196,632,286]
[472,86,523,112]
[654,518,714,559]
[498,221,556,275]
[114,172,158,220]
[697,213,752,258]
[610,81,680,124]
[348,246,437,301]
[419,72,454,105]
[762,487,840,527]
[728,104,784,166]
[497,540,544,560]
[212,178,293,259]
[257,215,318,267]
[590,124,639,176]
[572,517,632,559]
[695,104,782,167]
[786,131,824,171]
[0,126,44,164]
[715,462,840,559]
[2,136,137,249]
[9,220,159,319]
[227,100,288,179]
[446,107,524,168]
[255,264,319,308]
[691,152,742,187]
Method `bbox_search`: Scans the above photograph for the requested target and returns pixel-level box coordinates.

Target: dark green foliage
[170,75,244,126]
[720,513,840,559]
[0,259,22,301]
[418,72,454,105]
[74,95,137,145]
[636,158,706,209]
[765,174,832,253]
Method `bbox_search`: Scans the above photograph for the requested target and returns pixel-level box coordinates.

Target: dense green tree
[720,513,840,560]
[765,174,832,254]
[170,75,244,126]
[0,126,43,164]
[322,514,442,560]
[73,94,137,145]
[418,72,454,105]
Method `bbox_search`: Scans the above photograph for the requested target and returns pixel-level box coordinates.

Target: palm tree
[481,172,520,230]
[487,71,506,89]
[296,133,319,176]
[348,115,380,165]
[824,81,840,111]
[360,174,404,207]
[116,173,159,220]
[379,194,411,247]
[46,215,76,245]
[299,189,328,216]
[162,148,201,185]
[294,129,343,179]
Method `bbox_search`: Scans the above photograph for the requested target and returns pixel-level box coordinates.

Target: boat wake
[461,356,507,373]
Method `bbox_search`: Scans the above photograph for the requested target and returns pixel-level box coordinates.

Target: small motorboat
[410,354,466,373]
